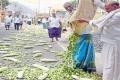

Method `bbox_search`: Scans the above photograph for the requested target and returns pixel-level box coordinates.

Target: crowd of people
[4,15,24,30]
[4,15,34,30]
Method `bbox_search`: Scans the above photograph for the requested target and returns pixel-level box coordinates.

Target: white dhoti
[102,42,120,80]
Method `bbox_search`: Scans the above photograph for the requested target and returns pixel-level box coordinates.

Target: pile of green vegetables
[0,27,102,80]
[47,33,102,80]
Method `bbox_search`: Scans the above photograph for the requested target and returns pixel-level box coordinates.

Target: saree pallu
[48,27,61,38]
[73,34,95,72]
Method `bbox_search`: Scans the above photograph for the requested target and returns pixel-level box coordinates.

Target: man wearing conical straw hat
[69,0,105,72]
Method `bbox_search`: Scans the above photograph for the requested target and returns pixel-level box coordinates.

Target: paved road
[0,24,68,69]
[0,23,103,80]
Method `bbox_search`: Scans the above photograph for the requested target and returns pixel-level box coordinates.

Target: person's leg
[17,23,20,30]
[8,25,10,30]
[6,25,9,30]
[30,21,31,25]
[55,37,59,41]
[52,38,54,42]
[19,23,22,29]
[55,28,61,41]
[48,28,54,42]
[21,24,23,29]
[14,23,17,30]
[5,25,7,30]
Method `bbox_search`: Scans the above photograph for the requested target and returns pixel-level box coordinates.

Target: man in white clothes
[4,15,12,30]
[81,1,120,80]
[14,15,21,30]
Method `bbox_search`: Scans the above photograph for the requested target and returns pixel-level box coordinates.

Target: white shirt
[48,17,60,28]
[14,17,21,23]
[90,10,120,43]
[5,16,12,25]
[27,18,32,22]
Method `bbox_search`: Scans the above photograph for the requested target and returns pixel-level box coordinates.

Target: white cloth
[90,9,120,43]
[38,19,41,21]
[14,17,21,23]
[27,18,32,22]
[90,9,120,80]
[5,16,12,25]
[48,17,60,28]
[102,43,120,80]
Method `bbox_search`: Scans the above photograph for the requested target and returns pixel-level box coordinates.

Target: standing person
[69,0,97,72]
[14,15,21,30]
[27,17,32,25]
[84,1,120,80]
[42,17,47,29]
[48,12,62,42]
[37,18,41,25]
[4,15,12,30]
[19,16,23,29]
[46,17,49,29]
[68,0,105,72]
[63,2,74,32]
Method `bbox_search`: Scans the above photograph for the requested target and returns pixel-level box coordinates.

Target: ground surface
[0,23,102,80]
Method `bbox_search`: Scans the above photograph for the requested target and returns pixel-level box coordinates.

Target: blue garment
[73,34,95,72]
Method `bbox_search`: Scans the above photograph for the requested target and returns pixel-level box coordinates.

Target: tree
[70,0,79,9]
[0,0,9,9]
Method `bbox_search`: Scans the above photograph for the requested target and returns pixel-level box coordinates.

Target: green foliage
[0,68,17,80]
[24,67,43,80]
[0,67,43,80]
[0,26,102,80]
[0,0,9,9]
[47,65,102,80]
[70,0,79,8]
[47,33,102,80]
[63,33,79,67]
